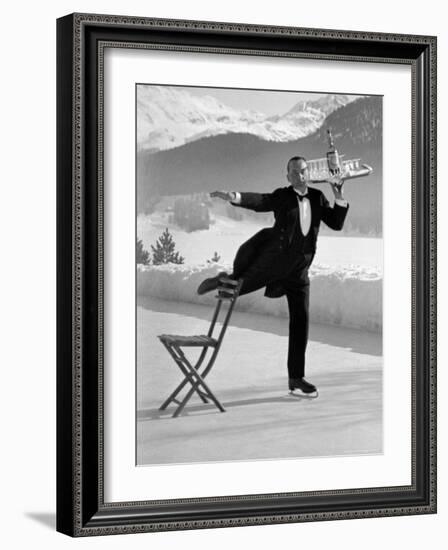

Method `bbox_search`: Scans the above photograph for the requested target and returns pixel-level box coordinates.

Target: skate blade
[288,390,319,399]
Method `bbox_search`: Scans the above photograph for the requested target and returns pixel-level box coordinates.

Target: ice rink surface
[137,296,382,466]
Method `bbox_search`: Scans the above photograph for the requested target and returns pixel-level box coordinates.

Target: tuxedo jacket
[233,185,349,296]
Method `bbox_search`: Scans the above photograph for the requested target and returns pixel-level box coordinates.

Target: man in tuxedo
[197,156,349,396]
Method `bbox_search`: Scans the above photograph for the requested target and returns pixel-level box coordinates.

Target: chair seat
[158,334,218,347]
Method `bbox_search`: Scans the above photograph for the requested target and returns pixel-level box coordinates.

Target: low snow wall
[137,263,382,333]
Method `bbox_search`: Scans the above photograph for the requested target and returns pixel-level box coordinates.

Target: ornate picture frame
[56,13,436,536]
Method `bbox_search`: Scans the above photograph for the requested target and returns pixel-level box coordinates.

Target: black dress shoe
[197,272,228,295]
[288,378,317,395]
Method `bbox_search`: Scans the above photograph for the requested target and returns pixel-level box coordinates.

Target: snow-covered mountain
[137,86,358,152]
[267,94,357,128]
[137,95,382,234]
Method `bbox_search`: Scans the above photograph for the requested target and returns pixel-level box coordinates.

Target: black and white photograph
[136,84,383,466]
[1,0,443,543]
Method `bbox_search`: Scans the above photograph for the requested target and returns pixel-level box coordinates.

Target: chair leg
[173,375,225,418]
[159,343,209,411]
[171,348,225,418]
[159,343,225,417]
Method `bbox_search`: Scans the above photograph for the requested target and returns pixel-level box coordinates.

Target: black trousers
[231,234,312,379]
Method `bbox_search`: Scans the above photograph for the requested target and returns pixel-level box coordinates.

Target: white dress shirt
[294,190,311,236]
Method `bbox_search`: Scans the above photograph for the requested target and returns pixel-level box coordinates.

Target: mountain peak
[137,86,360,153]
[282,94,358,117]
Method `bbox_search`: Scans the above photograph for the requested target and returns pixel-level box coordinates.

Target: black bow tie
[296,192,308,201]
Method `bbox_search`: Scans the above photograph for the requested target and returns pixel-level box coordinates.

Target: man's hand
[326,174,345,201]
[210,190,235,202]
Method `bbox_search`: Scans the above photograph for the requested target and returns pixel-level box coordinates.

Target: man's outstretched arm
[210,190,280,212]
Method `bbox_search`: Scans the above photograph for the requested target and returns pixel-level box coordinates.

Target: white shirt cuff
[230,192,242,204]
[335,198,348,207]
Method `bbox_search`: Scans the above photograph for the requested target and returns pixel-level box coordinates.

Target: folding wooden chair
[158,277,243,418]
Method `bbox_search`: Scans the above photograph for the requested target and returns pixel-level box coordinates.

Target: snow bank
[137,263,382,333]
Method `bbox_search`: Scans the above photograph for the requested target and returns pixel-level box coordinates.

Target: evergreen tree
[151,228,185,265]
[136,237,150,265]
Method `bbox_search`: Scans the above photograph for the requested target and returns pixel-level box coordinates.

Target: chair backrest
[207,277,243,348]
